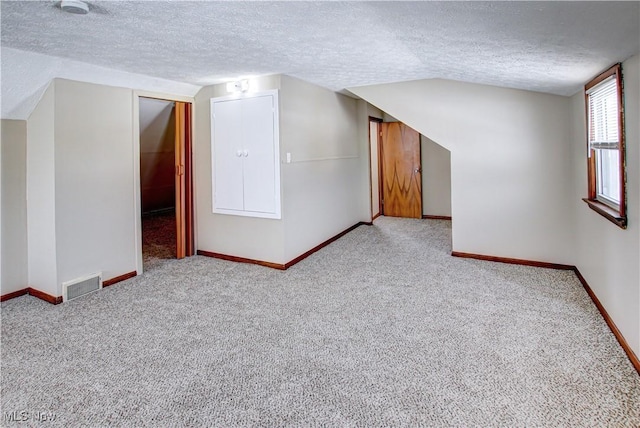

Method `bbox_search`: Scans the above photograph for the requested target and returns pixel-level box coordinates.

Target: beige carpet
[1,217,639,426]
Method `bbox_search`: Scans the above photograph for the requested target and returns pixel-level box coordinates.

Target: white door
[212,99,244,211]
[242,94,276,214]
[211,90,281,219]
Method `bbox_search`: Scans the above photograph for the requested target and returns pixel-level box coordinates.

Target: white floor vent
[63,273,102,302]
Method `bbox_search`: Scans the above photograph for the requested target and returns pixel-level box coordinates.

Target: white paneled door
[212,98,244,212]
[242,94,276,214]
[211,90,281,219]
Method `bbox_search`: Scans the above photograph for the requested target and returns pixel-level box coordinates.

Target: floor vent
[63,273,102,302]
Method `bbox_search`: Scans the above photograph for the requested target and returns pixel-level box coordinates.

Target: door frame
[368,117,383,221]
[133,91,195,274]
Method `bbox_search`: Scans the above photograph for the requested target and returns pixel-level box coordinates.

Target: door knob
[236,150,242,157]
[414,167,421,173]
[243,150,249,157]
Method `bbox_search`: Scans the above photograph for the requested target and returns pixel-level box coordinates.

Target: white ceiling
[1,1,639,97]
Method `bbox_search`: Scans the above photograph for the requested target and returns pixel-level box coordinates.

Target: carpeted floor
[142,211,176,270]
[1,217,639,426]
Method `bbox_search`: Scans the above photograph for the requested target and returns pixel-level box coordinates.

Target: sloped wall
[349,79,574,264]
[139,98,176,214]
[421,136,451,218]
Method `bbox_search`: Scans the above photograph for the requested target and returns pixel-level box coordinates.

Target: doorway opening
[369,117,453,222]
[369,117,383,221]
[138,97,194,270]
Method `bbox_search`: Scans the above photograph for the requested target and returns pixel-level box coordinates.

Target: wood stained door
[380,122,422,218]
[174,101,194,259]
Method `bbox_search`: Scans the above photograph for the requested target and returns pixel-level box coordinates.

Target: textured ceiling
[1,1,639,97]
[0,47,201,119]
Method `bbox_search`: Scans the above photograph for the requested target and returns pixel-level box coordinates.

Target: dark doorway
[139,97,194,269]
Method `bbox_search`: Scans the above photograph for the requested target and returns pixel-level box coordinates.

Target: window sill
[582,198,627,229]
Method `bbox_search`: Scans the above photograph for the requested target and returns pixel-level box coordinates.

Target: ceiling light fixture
[61,0,89,15]
[226,79,250,93]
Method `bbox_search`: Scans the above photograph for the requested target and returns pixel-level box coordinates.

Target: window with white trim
[584,64,627,229]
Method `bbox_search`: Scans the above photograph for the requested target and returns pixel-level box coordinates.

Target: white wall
[194,75,286,264]
[280,75,362,261]
[18,77,189,297]
[1,118,2,287]
[1,119,28,294]
[350,80,574,264]
[194,75,367,264]
[421,136,452,217]
[570,54,640,357]
[54,79,137,291]
[26,83,58,296]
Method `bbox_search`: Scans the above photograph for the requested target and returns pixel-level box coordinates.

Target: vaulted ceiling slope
[1,1,639,102]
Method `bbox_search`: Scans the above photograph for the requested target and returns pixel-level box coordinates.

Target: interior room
[139,97,177,268]
[0,1,638,426]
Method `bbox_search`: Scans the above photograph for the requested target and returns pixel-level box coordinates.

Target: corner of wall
[26,80,58,297]
[53,78,137,293]
[1,119,29,295]
[279,77,362,261]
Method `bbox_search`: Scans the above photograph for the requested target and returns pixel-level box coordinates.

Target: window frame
[583,63,627,229]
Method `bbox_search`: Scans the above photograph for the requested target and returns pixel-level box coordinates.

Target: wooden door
[183,103,194,257]
[380,122,422,218]
[174,102,194,259]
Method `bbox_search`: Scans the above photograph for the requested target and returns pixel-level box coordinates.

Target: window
[583,64,627,229]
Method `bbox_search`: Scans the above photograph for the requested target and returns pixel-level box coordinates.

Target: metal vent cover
[63,273,102,301]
